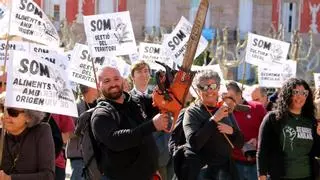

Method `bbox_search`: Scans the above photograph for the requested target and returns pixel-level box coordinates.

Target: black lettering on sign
[22,88,40,96]
[18,59,50,78]
[90,19,114,31]
[144,46,160,54]
[34,47,49,53]
[19,0,43,18]
[20,21,32,28]
[44,57,55,64]
[80,50,105,65]
[0,44,16,51]
[252,38,271,50]
[16,95,44,105]
[95,56,105,65]
[80,50,89,60]
[168,30,187,51]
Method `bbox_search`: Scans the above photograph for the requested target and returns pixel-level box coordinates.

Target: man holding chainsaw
[182,70,244,180]
[91,66,169,180]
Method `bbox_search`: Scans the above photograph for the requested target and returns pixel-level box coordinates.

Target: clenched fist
[152,113,170,131]
[210,105,229,122]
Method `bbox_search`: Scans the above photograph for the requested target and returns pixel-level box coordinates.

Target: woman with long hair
[257,78,320,180]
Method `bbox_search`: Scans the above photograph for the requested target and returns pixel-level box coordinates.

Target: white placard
[129,53,139,64]
[6,51,78,117]
[84,11,137,56]
[314,73,320,89]
[258,60,296,88]
[10,0,60,47]
[0,40,29,65]
[245,33,290,66]
[0,2,9,36]
[139,42,173,68]
[162,16,208,66]
[68,43,109,88]
[115,58,131,78]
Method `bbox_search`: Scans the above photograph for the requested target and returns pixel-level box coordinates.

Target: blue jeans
[235,162,257,180]
[70,159,84,180]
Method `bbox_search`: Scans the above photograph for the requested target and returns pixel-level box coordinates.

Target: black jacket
[1,123,55,180]
[91,92,159,180]
[183,102,244,167]
[257,111,320,179]
[130,89,171,167]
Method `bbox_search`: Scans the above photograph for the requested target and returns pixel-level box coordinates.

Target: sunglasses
[292,89,309,97]
[5,108,24,117]
[198,83,219,92]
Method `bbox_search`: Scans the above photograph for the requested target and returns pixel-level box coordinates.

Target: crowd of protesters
[0,60,319,180]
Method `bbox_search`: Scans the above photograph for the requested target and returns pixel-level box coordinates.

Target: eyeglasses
[292,89,309,97]
[198,83,219,92]
[5,108,24,117]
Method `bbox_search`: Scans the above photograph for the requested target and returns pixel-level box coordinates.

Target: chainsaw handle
[161,111,175,133]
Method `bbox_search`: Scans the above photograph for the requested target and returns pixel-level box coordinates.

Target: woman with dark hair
[257,78,320,180]
[0,93,55,180]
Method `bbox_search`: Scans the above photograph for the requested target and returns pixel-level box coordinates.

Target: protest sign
[245,33,290,66]
[162,16,208,66]
[258,60,296,88]
[129,53,139,64]
[10,0,60,47]
[68,43,108,88]
[0,2,9,36]
[139,42,173,70]
[314,73,320,89]
[6,51,78,117]
[0,40,29,65]
[114,58,131,78]
[29,43,64,64]
[84,11,137,56]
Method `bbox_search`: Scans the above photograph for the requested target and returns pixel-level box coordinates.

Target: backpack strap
[93,101,120,125]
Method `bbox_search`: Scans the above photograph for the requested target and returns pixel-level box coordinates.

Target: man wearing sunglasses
[182,70,244,180]
[226,81,266,180]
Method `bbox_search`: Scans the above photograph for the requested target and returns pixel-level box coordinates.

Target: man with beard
[91,66,169,180]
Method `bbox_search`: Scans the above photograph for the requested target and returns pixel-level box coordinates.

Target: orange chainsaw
[152,0,209,132]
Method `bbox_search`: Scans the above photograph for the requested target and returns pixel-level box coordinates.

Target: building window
[54,5,60,21]
[282,2,296,33]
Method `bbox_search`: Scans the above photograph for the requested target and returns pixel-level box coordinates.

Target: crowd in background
[0,60,320,180]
